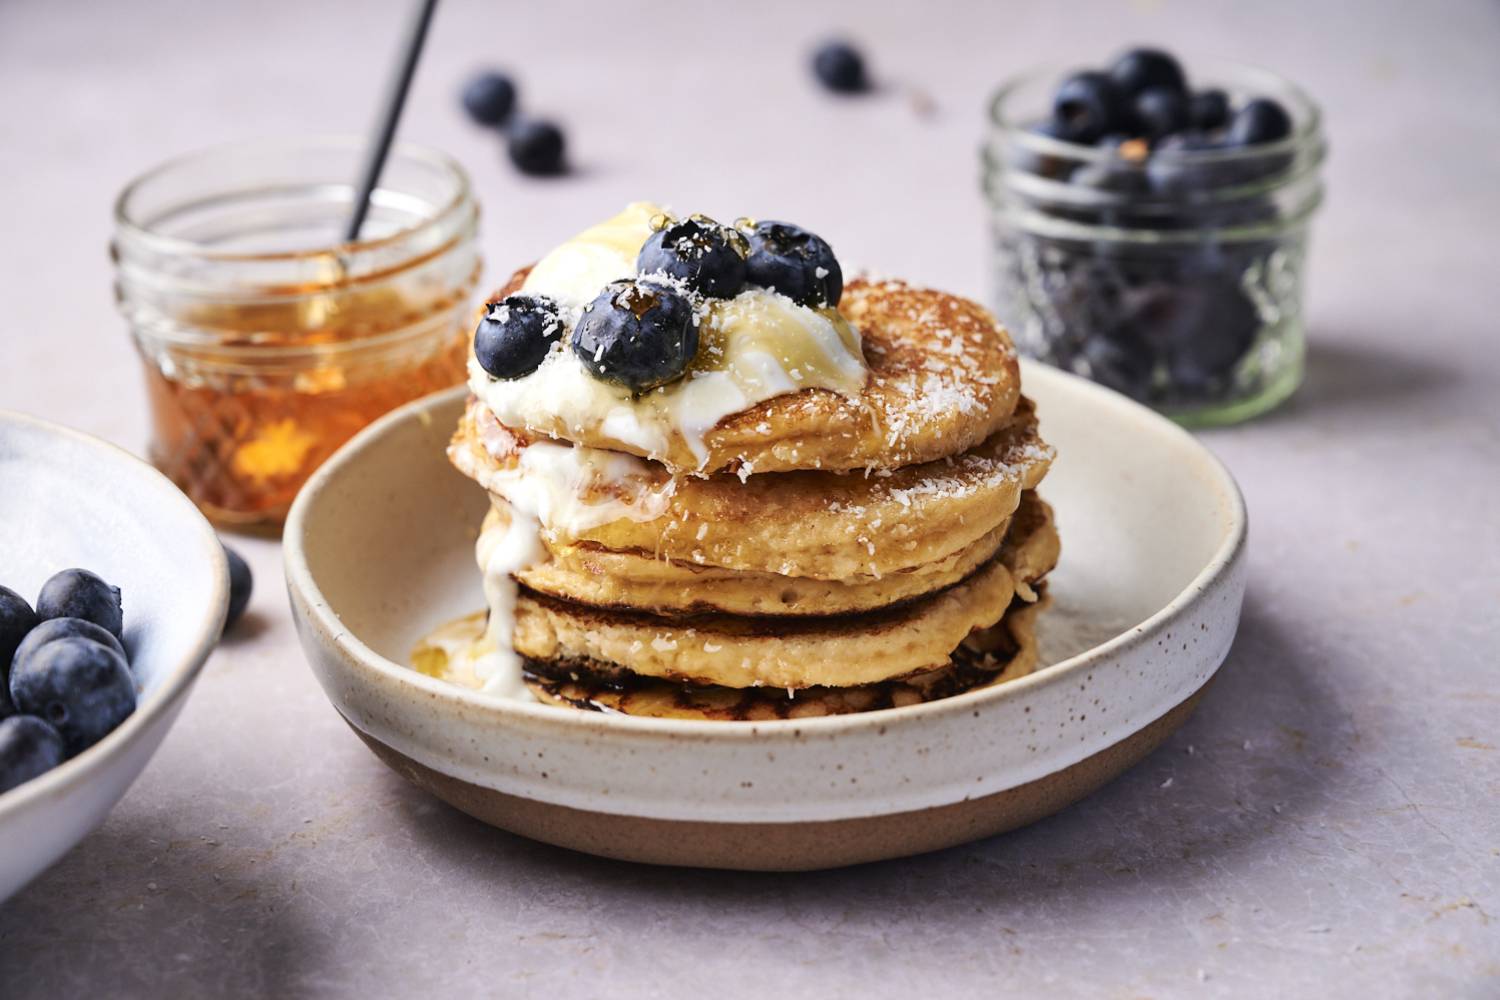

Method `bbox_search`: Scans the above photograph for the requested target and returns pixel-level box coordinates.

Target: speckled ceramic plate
[285,361,1246,870]
[0,413,228,900]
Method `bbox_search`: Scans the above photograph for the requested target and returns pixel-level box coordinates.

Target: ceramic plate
[0,413,228,899]
[285,361,1246,870]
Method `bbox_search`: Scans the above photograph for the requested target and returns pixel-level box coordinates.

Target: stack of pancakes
[442,274,1058,720]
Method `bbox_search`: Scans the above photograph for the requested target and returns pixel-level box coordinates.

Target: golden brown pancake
[501,510,1013,617]
[524,595,1047,720]
[507,496,1057,690]
[450,396,1052,580]
[477,270,1023,475]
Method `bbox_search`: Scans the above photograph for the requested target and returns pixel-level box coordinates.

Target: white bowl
[286,361,1246,869]
[0,413,228,900]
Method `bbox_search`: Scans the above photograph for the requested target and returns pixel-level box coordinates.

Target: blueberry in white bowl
[12,617,126,673]
[0,410,228,901]
[36,569,122,640]
[0,716,65,795]
[9,636,135,758]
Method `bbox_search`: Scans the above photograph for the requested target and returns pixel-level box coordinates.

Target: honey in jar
[112,137,481,527]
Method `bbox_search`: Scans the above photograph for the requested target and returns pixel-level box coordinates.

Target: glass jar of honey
[112,137,480,527]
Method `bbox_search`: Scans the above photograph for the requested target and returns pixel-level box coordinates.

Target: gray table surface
[2,0,1497,996]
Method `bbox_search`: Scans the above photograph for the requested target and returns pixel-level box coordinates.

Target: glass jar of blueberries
[983,49,1325,424]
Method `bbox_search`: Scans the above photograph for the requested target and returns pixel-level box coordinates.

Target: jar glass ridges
[983,63,1325,425]
[112,137,481,526]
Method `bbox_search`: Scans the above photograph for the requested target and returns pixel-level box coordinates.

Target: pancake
[475,269,1022,475]
[525,595,1047,720]
[502,510,1014,617]
[450,395,1053,580]
[505,495,1058,690]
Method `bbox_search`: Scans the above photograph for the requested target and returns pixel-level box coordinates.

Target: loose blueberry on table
[507,120,566,176]
[1,569,137,794]
[223,543,254,633]
[461,71,517,127]
[811,40,869,94]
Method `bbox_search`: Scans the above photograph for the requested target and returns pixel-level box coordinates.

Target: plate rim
[284,360,1248,741]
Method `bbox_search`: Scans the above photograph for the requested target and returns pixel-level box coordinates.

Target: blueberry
[1109,48,1187,99]
[1070,161,1149,195]
[223,543,253,633]
[1051,71,1129,145]
[812,40,868,94]
[12,617,126,678]
[1080,322,1155,398]
[572,280,699,393]
[0,586,38,674]
[507,120,566,176]
[1145,131,1219,195]
[1133,86,1189,141]
[1014,121,1075,180]
[0,716,66,794]
[9,636,135,757]
[638,217,747,299]
[741,221,843,307]
[1165,274,1263,385]
[474,294,564,380]
[36,569,122,639]
[1225,98,1292,147]
[1188,89,1230,131]
[461,72,517,127]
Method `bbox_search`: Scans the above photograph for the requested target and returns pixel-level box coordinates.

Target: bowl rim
[284,360,1247,740]
[0,411,229,815]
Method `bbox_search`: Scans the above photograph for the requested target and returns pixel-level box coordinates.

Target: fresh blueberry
[1070,161,1149,195]
[12,617,126,678]
[1145,131,1219,195]
[637,217,747,298]
[1225,98,1292,147]
[1133,86,1189,141]
[507,120,566,176]
[0,715,66,794]
[461,72,517,127]
[1165,274,1263,385]
[572,280,699,393]
[1014,121,1075,180]
[0,586,38,675]
[36,569,122,640]
[812,40,868,94]
[9,636,135,757]
[1108,48,1187,99]
[474,294,564,380]
[1188,89,1230,131]
[223,543,253,633]
[1080,322,1156,398]
[1051,71,1129,145]
[741,221,843,307]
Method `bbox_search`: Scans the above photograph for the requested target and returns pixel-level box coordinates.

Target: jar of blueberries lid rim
[983,52,1326,426]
